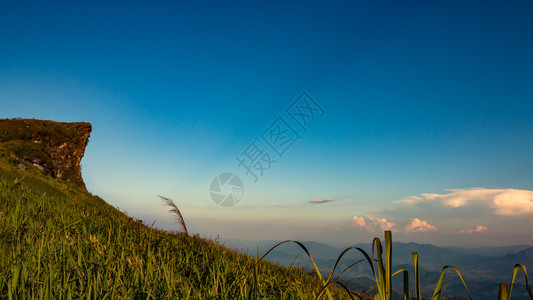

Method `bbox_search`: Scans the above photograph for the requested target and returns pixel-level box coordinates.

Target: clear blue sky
[1,0,533,247]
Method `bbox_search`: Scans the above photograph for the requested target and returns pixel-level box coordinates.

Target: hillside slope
[0,120,355,299]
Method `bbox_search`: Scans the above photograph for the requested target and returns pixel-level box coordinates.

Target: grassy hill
[2,119,531,299]
[0,136,356,299]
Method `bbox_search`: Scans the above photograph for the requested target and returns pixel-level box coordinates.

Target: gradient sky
[1,0,533,247]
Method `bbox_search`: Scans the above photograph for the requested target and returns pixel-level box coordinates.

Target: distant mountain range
[224,239,533,299]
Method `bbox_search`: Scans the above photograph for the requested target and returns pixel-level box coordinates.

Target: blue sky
[1,0,533,247]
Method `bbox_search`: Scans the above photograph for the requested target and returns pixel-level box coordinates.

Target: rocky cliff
[0,118,91,189]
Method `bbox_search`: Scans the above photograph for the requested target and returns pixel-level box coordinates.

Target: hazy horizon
[2,0,533,247]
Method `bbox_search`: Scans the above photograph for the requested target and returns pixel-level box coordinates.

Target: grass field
[0,138,532,299]
[0,146,358,299]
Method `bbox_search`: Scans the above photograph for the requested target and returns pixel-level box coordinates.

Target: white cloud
[396,188,533,216]
[353,215,395,232]
[353,216,367,227]
[398,195,424,206]
[404,218,437,233]
[459,225,488,234]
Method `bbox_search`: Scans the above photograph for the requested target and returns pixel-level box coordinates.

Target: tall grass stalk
[504,264,533,300]
[158,195,189,237]
[412,252,421,300]
[430,265,471,299]
[369,231,409,300]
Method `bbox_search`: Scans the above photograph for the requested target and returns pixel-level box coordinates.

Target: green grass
[0,154,355,299]
[0,139,532,299]
[0,119,89,147]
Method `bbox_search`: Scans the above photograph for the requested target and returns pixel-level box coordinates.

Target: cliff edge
[0,118,91,189]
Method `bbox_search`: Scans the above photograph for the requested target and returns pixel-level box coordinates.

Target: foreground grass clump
[0,164,353,299]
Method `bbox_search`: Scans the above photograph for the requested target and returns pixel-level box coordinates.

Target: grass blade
[412,252,421,300]
[385,231,392,300]
[508,264,532,300]
[315,280,362,300]
[391,269,409,300]
[498,283,509,300]
[431,266,472,300]
[158,195,189,237]
[325,247,375,284]
[335,258,367,282]
[373,237,386,300]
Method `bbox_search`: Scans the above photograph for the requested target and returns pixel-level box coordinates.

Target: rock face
[0,119,91,189]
